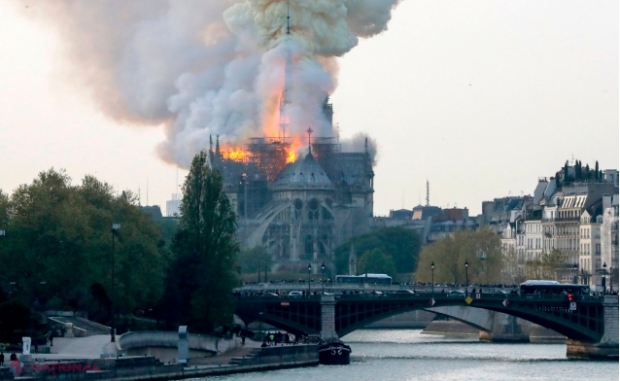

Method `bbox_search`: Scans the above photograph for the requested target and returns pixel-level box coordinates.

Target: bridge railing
[234,292,605,302]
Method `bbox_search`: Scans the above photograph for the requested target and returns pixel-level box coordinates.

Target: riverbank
[8,344,318,381]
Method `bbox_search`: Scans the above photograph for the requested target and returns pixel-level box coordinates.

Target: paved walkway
[24,335,254,363]
[24,335,112,361]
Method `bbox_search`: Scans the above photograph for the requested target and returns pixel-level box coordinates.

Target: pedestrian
[9,354,22,376]
[241,333,246,346]
[0,352,4,366]
[49,331,54,347]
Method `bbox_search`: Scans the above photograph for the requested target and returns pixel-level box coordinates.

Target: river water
[206,329,618,381]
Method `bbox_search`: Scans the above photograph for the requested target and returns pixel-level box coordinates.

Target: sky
[0,0,618,217]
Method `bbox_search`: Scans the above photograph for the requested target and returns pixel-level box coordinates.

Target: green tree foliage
[357,249,397,278]
[415,227,503,284]
[237,246,272,282]
[0,169,168,324]
[525,248,567,280]
[160,151,239,333]
[334,227,421,275]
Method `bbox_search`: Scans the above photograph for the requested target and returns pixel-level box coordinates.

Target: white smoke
[12,0,400,167]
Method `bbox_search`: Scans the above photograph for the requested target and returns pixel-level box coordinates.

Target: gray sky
[0,0,617,216]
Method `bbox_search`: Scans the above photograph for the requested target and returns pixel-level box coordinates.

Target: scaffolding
[247,137,292,182]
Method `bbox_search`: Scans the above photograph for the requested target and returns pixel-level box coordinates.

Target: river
[206,329,618,381]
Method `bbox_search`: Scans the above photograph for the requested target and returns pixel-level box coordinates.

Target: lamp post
[464,260,469,295]
[431,262,435,296]
[610,266,615,294]
[321,262,326,294]
[307,263,312,296]
[480,251,488,285]
[572,263,578,284]
[602,262,608,294]
[111,223,121,342]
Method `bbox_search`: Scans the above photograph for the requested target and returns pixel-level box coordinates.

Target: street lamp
[321,262,326,294]
[431,261,435,296]
[307,263,312,296]
[609,266,614,294]
[464,260,469,294]
[111,223,121,342]
[572,263,578,284]
[603,262,608,294]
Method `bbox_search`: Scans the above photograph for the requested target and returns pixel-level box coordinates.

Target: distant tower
[278,1,293,140]
[426,180,430,206]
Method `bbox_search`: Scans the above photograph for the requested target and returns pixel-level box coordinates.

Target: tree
[541,249,568,279]
[237,246,272,282]
[595,160,600,180]
[161,151,239,333]
[501,246,522,284]
[0,169,168,325]
[526,249,567,280]
[334,227,421,275]
[357,249,397,278]
[415,227,503,285]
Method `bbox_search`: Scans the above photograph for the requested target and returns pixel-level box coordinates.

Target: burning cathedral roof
[273,150,333,190]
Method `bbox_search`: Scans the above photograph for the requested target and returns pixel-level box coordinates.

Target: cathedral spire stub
[306,127,313,154]
[286,1,291,35]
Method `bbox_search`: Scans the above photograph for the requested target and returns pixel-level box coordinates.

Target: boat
[318,339,351,365]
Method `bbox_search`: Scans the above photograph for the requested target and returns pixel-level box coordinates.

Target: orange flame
[287,135,303,163]
[221,146,246,162]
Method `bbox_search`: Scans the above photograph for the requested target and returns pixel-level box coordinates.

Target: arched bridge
[234,292,618,352]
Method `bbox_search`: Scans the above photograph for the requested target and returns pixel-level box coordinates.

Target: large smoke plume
[14,0,400,167]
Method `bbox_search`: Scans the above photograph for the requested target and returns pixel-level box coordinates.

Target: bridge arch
[235,294,605,343]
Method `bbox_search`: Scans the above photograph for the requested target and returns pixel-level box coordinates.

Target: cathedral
[207,6,374,273]
[209,122,374,274]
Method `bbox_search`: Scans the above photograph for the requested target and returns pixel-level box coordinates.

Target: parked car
[262,292,279,298]
[288,290,303,298]
[391,289,415,295]
[448,290,466,297]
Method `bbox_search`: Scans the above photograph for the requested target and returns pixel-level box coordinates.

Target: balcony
[554,216,580,222]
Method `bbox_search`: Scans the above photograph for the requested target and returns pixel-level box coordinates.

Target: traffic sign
[281,301,290,307]
[429,298,436,306]
[502,299,510,307]
[465,296,473,305]
[569,302,577,311]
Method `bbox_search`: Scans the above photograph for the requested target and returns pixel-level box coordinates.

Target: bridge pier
[566,295,619,360]
[478,312,530,343]
[320,294,337,340]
